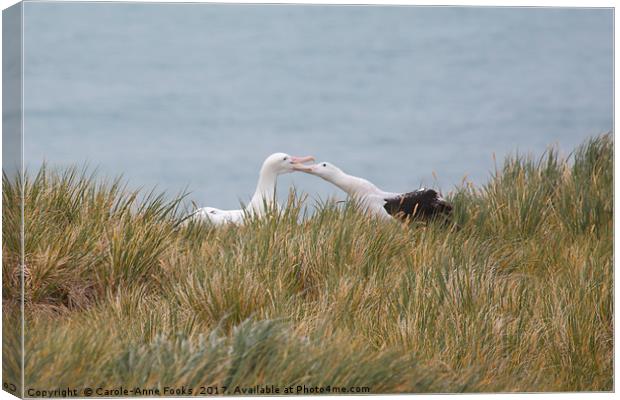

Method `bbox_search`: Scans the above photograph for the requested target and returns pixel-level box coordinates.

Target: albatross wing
[383,189,452,222]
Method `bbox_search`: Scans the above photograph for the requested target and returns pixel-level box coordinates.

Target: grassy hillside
[3,134,613,393]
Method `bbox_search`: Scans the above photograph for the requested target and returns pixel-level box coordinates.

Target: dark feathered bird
[383,189,453,222]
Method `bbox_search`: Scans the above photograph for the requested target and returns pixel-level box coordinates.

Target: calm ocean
[21,3,613,209]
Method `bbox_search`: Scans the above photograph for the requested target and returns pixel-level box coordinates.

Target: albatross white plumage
[188,152,314,226]
[296,161,452,222]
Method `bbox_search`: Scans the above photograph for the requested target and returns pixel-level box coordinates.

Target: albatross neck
[249,166,279,211]
[327,170,384,198]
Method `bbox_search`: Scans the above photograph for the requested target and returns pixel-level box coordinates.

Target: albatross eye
[322,163,327,167]
[283,156,288,161]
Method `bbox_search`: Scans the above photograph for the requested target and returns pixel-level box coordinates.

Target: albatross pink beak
[290,155,315,171]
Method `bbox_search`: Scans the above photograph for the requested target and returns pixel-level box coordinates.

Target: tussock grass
[3,134,613,393]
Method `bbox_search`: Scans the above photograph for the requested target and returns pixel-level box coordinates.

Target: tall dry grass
[2,134,613,394]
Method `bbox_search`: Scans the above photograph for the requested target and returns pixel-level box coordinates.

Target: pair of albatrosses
[188,152,452,226]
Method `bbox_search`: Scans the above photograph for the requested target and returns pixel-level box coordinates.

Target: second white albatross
[187,152,315,226]
[295,161,453,222]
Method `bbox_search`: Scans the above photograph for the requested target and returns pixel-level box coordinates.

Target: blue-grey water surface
[22,3,613,208]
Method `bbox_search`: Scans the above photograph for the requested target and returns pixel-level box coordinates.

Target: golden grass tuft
[2,133,613,393]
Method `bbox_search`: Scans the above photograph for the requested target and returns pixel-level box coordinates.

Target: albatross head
[199,206,226,222]
[292,161,343,180]
[262,152,315,175]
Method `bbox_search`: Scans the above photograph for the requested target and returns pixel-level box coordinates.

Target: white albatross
[295,161,452,222]
[187,152,315,226]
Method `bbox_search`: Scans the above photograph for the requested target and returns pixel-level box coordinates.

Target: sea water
[20,4,613,209]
